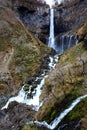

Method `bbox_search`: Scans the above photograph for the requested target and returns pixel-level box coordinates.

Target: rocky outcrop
[36,23,87,122]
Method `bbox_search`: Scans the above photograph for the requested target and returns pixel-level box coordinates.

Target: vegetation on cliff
[0,5,50,97]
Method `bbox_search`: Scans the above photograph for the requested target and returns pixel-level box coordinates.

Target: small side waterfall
[68,35,73,49]
[61,35,64,53]
[56,34,78,54]
[48,8,55,50]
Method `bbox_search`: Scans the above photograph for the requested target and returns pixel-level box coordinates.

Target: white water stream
[48,8,55,50]
[33,94,87,129]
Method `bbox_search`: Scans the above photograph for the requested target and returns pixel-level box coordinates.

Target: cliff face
[0,0,50,106]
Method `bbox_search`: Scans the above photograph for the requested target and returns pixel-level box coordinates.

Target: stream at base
[31,94,87,130]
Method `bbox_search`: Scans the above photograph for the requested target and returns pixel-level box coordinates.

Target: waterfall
[61,35,64,53]
[48,8,55,50]
[68,35,73,49]
[33,94,87,130]
[59,34,78,53]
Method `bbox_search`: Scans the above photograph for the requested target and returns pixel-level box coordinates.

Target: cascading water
[58,34,78,53]
[68,35,73,48]
[1,55,58,111]
[32,94,87,130]
[61,35,64,53]
[48,8,55,50]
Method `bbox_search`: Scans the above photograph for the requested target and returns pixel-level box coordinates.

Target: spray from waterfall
[44,0,64,8]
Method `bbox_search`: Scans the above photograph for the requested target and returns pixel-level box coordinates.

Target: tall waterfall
[48,8,55,50]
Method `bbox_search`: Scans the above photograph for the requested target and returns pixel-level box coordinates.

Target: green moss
[81,128,85,130]
[51,110,56,120]
[69,82,83,100]
[23,84,30,91]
